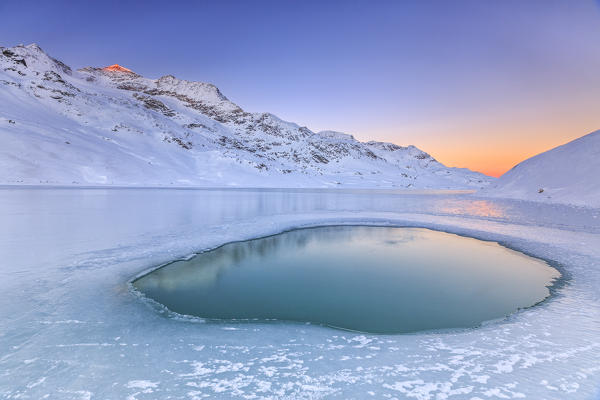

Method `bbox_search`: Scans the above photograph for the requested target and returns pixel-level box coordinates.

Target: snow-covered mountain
[483,130,600,207]
[0,44,491,188]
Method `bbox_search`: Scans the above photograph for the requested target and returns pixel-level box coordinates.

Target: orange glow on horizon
[426,142,557,179]
[425,128,594,178]
[361,116,600,179]
[478,169,505,178]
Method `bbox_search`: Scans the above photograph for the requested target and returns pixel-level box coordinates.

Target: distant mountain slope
[483,130,600,207]
[0,44,491,188]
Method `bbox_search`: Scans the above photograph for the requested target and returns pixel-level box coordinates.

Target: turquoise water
[133,226,560,334]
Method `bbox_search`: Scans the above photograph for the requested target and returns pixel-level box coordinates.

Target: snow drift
[484,130,600,208]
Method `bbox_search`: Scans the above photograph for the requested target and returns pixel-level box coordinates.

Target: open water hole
[133,226,560,334]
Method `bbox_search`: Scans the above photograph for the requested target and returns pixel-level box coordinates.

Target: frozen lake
[134,226,559,334]
[1,187,599,399]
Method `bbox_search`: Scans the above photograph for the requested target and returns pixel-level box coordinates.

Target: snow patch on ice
[126,380,158,389]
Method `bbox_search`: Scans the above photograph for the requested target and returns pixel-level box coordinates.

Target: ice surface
[0,187,599,399]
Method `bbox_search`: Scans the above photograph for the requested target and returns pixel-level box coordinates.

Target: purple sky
[2,0,599,176]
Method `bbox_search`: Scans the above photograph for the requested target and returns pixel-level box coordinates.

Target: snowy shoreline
[0,184,476,193]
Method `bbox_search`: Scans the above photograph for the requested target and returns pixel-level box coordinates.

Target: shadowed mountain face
[0,44,492,188]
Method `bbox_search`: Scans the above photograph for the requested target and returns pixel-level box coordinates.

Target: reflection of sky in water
[10,188,593,254]
[135,226,559,334]
[436,199,506,218]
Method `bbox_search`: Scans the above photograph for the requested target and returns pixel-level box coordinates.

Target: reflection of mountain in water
[139,226,370,291]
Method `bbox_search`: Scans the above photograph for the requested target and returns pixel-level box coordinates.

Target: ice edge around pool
[128,224,566,335]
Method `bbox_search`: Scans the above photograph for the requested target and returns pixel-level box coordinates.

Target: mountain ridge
[0,43,492,188]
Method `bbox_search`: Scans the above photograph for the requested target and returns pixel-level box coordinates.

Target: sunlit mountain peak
[102,64,133,73]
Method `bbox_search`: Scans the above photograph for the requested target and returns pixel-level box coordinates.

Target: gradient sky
[2,0,599,176]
